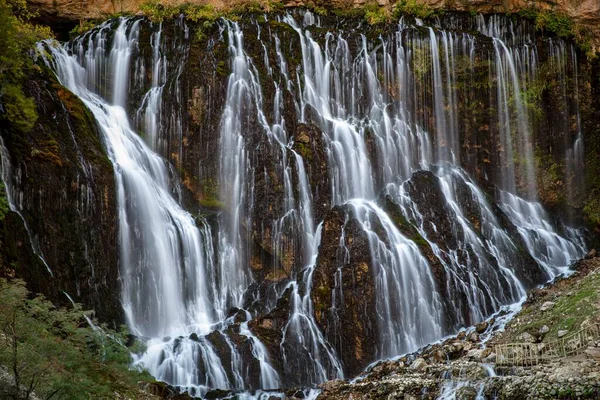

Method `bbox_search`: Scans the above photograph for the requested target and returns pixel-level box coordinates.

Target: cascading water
[437,364,496,400]
[218,20,344,385]
[135,23,166,151]
[0,137,53,275]
[216,20,254,317]
[33,9,589,397]
[41,18,284,397]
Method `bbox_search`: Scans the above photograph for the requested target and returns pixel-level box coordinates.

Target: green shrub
[0,0,52,134]
[534,10,574,39]
[364,2,389,25]
[140,0,284,22]
[518,8,596,59]
[1,83,37,133]
[0,278,153,399]
[183,3,219,22]
[392,0,437,20]
[583,192,600,227]
[69,20,99,38]
[139,0,182,21]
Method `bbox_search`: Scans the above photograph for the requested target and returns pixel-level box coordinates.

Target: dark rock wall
[1,10,599,381]
[0,66,120,323]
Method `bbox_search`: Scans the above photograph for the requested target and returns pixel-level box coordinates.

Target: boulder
[456,385,478,400]
[521,332,535,343]
[540,301,556,312]
[468,332,480,342]
[558,330,569,338]
[585,249,597,259]
[475,321,489,334]
[585,347,600,360]
[410,358,428,371]
[466,349,485,360]
[483,352,496,363]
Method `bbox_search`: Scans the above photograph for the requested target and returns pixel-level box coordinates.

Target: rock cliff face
[28,0,600,52]
[2,8,599,394]
[0,66,120,323]
[317,256,600,400]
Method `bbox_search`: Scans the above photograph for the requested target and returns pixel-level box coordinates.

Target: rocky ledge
[26,0,600,54]
[317,254,600,399]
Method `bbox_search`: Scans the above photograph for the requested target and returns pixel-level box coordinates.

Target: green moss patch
[508,268,600,342]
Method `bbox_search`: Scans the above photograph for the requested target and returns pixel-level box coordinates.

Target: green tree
[0,278,153,399]
[0,0,52,133]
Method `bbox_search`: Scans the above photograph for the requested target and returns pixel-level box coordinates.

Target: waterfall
[346,199,443,357]
[49,18,217,340]
[480,17,539,199]
[437,364,496,400]
[218,20,344,384]
[33,10,589,396]
[41,17,280,396]
[135,23,166,151]
[282,11,584,351]
[390,168,529,327]
[216,20,254,316]
[0,137,53,275]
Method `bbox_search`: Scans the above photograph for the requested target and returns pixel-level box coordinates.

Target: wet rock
[456,385,478,400]
[409,358,428,371]
[227,308,248,324]
[540,301,556,312]
[466,349,484,360]
[204,389,232,399]
[475,321,489,334]
[468,332,479,342]
[296,130,310,144]
[291,123,331,221]
[586,249,597,259]
[483,352,496,363]
[466,347,492,361]
[311,205,377,378]
[432,349,447,363]
[1,67,120,323]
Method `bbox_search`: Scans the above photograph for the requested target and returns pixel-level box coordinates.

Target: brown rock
[409,357,428,371]
[585,347,600,360]
[296,131,310,144]
[586,248,597,259]
[475,321,489,334]
[468,331,480,342]
[28,0,600,55]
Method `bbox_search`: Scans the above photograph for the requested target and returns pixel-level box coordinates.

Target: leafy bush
[583,192,600,227]
[0,278,153,399]
[533,10,574,39]
[392,0,437,20]
[0,0,52,134]
[69,20,99,38]
[140,0,284,22]
[517,8,596,58]
[364,2,389,25]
